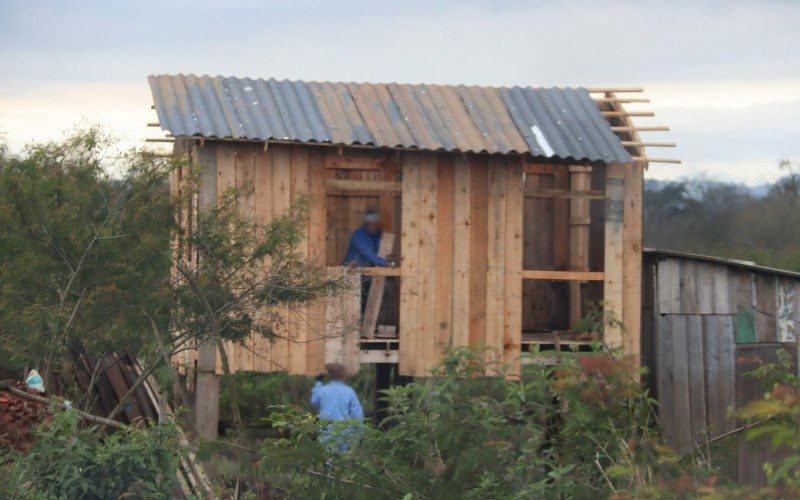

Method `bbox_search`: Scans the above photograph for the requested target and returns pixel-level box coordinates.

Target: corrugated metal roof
[644,248,800,280]
[148,74,631,164]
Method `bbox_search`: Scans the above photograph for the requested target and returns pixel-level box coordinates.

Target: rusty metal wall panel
[148,74,631,164]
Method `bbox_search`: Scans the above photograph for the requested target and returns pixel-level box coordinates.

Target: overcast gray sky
[1,0,798,184]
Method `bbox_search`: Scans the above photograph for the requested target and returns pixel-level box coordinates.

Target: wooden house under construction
[148,74,676,379]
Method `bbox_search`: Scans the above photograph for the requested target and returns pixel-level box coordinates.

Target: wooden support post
[604,91,645,361]
[622,163,644,363]
[568,166,591,328]
[195,342,219,440]
[361,233,396,338]
[194,143,220,440]
[604,163,626,348]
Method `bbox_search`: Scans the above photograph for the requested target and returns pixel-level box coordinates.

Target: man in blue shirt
[343,210,395,313]
[311,363,364,451]
[343,210,394,270]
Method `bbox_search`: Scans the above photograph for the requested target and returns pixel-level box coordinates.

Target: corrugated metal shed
[149,74,631,164]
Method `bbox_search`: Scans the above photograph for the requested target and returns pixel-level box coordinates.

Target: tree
[0,129,343,430]
[0,129,172,394]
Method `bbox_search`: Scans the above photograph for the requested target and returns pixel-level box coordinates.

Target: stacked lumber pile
[0,381,51,452]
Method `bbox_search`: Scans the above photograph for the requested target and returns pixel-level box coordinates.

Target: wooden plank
[754,273,777,342]
[712,265,732,314]
[485,159,508,369]
[679,260,698,314]
[469,158,489,351]
[360,233,396,338]
[524,188,604,199]
[252,145,274,372]
[569,166,592,327]
[718,315,736,433]
[735,270,754,312]
[190,143,217,378]
[504,159,524,375]
[794,280,800,330]
[686,315,707,448]
[552,167,569,270]
[215,144,238,374]
[671,315,692,453]
[352,266,402,277]
[523,163,557,174]
[521,172,553,331]
[702,315,724,438]
[271,145,292,371]
[416,153,439,376]
[695,262,715,314]
[522,270,604,281]
[435,155,456,361]
[398,152,421,376]
[324,152,385,170]
[305,148,327,374]
[657,259,681,314]
[379,160,399,232]
[235,143,256,372]
[622,162,643,360]
[324,268,361,376]
[324,179,402,192]
[451,155,471,348]
[776,277,798,342]
[288,146,310,375]
[603,164,625,347]
[656,314,676,447]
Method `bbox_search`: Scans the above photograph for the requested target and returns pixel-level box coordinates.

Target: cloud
[0,0,798,183]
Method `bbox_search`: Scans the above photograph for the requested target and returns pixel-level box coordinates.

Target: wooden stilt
[194,143,220,440]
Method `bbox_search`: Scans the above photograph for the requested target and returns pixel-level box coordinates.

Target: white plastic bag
[26,369,45,393]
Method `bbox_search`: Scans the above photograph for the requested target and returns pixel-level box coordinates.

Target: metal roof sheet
[644,248,800,280]
[148,74,631,164]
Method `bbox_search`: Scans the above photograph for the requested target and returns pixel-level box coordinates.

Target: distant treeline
[644,161,800,272]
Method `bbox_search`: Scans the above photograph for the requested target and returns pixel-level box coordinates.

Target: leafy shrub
[256,348,698,498]
[739,348,800,491]
[218,365,375,431]
[1,408,181,499]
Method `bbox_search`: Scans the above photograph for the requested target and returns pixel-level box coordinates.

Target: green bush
[219,365,376,430]
[257,348,694,498]
[1,408,181,499]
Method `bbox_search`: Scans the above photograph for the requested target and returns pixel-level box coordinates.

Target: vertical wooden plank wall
[649,252,800,484]
[654,257,739,454]
[399,152,524,377]
[183,142,639,378]
[190,142,332,376]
